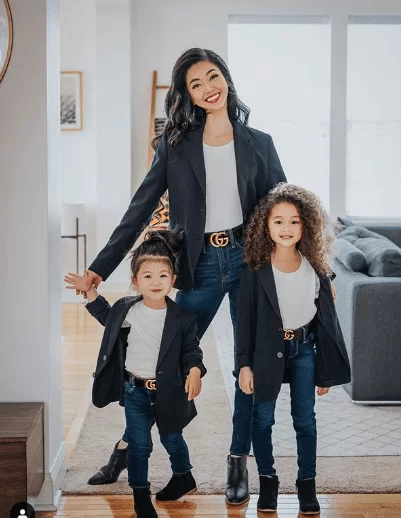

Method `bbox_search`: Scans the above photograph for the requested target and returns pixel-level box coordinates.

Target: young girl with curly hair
[236,183,351,514]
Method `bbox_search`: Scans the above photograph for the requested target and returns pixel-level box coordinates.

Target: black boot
[257,475,279,512]
[156,471,197,501]
[225,455,250,505]
[133,487,158,518]
[87,440,127,485]
[296,478,320,515]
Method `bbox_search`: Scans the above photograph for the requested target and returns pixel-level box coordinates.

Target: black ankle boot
[87,440,127,485]
[133,487,158,518]
[257,475,279,512]
[225,455,250,505]
[156,471,197,501]
[296,478,320,514]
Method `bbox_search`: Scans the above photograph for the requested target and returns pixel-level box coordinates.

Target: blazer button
[92,372,96,378]
[103,354,108,361]
[278,327,283,332]
[277,352,283,359]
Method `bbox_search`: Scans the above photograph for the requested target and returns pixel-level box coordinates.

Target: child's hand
[64,272,88,293]
[317,387,330,396]
[64,273,98,302]
[330,280,337,301]
[239,367,254,394]
[185,367,202,401]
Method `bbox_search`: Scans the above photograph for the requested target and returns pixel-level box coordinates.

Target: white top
[272,255,320,330]
[122,301,166,378]
[203,141,243,232]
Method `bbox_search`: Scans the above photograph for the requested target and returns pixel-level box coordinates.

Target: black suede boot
[225,455,250,505]
[257,475,279,512]
[133,487,158,518]
[156,471,197,501]
[296,478,320,515]
[87,440,127,485]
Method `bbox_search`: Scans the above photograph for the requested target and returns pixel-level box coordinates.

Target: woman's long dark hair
[152,48,250,150]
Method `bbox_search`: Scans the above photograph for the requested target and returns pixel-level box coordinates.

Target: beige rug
[62,329,401,494]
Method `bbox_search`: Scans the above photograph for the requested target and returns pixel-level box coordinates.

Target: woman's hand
[185,367,202,401]
[64,272,98,302]
[317,387,330,396]
[239,367,254,394]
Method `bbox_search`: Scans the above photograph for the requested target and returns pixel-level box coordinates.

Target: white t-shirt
[203,140,243,232]
[272,255,320,330]
[122,301,166,378]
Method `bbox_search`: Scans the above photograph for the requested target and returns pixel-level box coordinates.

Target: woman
[81,48,286,504]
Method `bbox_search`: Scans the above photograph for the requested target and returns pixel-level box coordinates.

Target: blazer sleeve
[88,134,169,281]
[86,295,111,327]
[236,267,255,369]
[266,134,287,191]
[181,317,207,378]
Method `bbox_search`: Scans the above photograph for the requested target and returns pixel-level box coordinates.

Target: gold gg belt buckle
[210,231,229,248]
[145,379,156,390]
[284,329,295,340]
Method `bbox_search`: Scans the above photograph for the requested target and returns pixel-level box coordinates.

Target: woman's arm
[266,134,287,190]
[88,133,169,282]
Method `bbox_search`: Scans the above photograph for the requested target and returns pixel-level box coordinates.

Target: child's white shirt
[122,300,166,378]
[272,254,320,330]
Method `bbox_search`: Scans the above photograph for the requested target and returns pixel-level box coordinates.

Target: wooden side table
[0,403,45,516]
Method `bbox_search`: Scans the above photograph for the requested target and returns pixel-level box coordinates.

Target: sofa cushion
[337,225,401,277]
[335,238,367,272]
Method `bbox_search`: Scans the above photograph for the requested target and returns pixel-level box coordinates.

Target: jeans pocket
[124,380,135,394]
[235,237,245,250]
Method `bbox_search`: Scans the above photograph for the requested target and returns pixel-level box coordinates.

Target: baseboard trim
[34,441,67,511]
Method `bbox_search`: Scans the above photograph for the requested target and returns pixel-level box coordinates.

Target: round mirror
[0,0,13,84]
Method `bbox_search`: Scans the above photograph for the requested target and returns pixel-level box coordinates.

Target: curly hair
[244,183,335,276]
[152,48,250,150]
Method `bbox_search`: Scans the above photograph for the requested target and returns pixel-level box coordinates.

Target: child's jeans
[123,380,192,488]
[251,333,317,480]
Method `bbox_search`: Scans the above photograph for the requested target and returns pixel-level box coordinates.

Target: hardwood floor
[37,297,401,517]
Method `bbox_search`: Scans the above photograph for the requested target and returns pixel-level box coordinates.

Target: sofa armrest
[333,259,401,401]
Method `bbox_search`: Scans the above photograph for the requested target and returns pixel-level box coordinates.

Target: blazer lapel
[157,297,180,369]
[257,263,282,320]
[183,125,206,196]
[232,120,257,210]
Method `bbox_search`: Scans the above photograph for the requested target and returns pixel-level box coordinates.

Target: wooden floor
[37,297,401,517]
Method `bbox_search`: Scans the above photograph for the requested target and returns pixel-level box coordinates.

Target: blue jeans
[252,334,317,480]
[123,380,192,488]
[122,234,253,455]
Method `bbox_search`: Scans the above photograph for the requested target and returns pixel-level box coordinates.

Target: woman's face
[186,60,229,113]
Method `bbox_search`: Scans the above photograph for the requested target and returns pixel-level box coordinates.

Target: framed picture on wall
[60,71,83,131]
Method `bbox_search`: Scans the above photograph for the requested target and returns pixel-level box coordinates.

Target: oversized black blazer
[236,264,351,403]
[87,294,207,434]
[89,120,286,291]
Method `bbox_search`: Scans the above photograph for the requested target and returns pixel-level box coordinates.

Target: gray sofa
[333,218,401,404]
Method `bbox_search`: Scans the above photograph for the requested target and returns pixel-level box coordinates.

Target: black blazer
[89,120,286,291]
[87,295,207,434]
[236,264,351,403]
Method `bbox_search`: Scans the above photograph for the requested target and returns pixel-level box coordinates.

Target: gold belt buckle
[284,329,295,340]
[210,231,229,248]
[145,379,156,390]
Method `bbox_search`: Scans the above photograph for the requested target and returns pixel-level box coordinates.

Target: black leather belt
[283,320,315,341]
[204,225,243,248]
[125,372,156,390]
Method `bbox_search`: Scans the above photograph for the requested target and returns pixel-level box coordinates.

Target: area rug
[62,329,401,494]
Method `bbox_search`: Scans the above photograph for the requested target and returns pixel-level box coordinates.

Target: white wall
[131,0,401,219]
[60,0,131,292]
[0,0,65,510]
